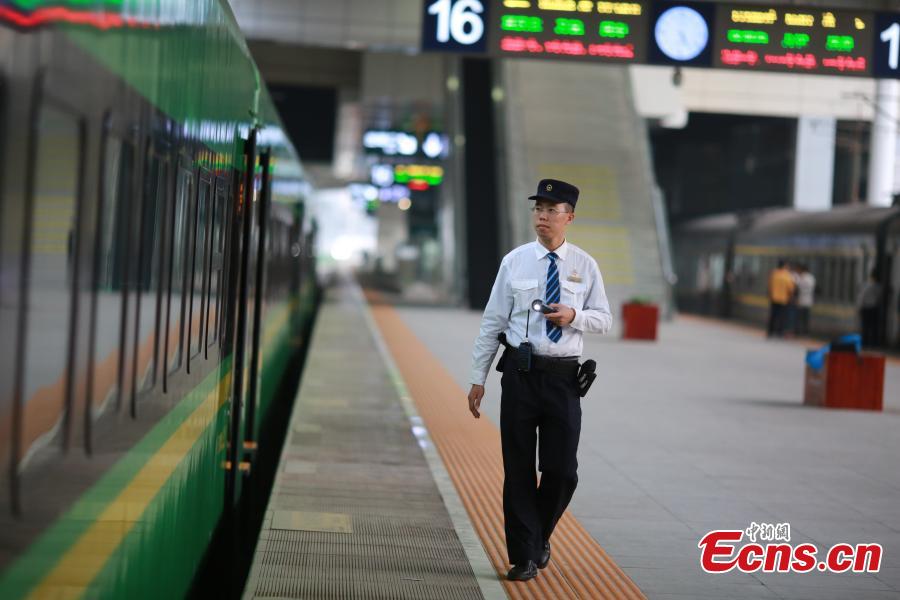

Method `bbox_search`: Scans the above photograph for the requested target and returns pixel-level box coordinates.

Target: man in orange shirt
[767,260,796,338]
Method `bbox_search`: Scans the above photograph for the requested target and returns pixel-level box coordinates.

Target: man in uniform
[466,179,613,581]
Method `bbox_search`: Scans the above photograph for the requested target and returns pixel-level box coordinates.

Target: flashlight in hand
[531,299,555,314]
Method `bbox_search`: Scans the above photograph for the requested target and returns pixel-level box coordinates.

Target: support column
[793,116,836,211]
[462,58,501,309]
[867,79,899,207]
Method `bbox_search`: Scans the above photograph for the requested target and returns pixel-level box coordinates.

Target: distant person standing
[784,263,801,337]
[858,269,882,347]
[767,260,795,338]
[794,264,815,336]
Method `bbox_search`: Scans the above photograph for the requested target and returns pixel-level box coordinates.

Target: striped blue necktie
[545,252,562,343]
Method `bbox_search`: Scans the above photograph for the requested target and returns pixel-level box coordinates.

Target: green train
[0,1,318,597]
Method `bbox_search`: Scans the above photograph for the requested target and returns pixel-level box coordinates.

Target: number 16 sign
[422,0,489,53]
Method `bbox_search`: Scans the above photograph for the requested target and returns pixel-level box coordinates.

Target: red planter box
[621,303,658,341]
[803,351,885,411]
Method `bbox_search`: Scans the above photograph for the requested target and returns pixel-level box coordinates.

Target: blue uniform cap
[528,178,579,208]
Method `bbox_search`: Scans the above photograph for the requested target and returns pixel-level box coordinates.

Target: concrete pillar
[793,116,836,211]
[867,79,899,207]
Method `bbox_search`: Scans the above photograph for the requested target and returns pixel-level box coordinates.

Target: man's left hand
[546,304,575,327]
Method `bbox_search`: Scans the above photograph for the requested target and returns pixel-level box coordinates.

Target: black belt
[498,333,579,379]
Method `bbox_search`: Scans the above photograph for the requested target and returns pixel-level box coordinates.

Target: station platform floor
[245,277,900,600]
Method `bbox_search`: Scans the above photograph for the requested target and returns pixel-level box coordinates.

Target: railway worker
[858,269,882,347]
[466,179,613,582]
[767,260,795,338]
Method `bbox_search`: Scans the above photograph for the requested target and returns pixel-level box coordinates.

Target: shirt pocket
[561,280,586,309]
[510,278,539,312]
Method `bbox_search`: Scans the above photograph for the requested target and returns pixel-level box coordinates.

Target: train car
[672,205,900,347]
[0,2,318,598]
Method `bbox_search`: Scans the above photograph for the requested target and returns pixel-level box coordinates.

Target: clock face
[654,6,709,62]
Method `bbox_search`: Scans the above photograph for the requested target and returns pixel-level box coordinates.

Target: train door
[10,82,87,513]
[245,150,271,446]
[224,130,256,508]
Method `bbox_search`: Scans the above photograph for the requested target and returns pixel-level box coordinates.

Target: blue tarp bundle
[805,334,862,372]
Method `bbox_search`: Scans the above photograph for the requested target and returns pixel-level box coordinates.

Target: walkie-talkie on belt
[577,360,597,397]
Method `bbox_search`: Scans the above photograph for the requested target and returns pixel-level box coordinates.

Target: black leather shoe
[538,542,551,569]
[507,560,538,581]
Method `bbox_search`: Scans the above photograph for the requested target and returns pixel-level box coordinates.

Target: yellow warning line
[366,291,646,599]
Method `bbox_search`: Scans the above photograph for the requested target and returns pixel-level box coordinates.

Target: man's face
[532,199,574,240]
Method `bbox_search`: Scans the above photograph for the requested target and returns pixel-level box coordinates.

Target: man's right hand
[468,384,485,419]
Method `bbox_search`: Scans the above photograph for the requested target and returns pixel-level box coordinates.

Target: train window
[845,258,854,303]
[748,255,760,291]
[19,105,81,459]
[189,175,211,362]
[810,256,823,298]
[838,258,849,304]
[134,154,166,392]
[709,254,725,291]
[827,257,839,302]
[166,166,192,374]
[91,134,132,415]
[847,260,858,305]
[206,181,226,352]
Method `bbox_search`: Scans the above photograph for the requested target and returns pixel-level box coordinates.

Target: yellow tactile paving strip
[366,292,646,600]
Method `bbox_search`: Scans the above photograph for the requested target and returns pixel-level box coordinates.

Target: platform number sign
[875,13,900,77]
[422,0,488,54]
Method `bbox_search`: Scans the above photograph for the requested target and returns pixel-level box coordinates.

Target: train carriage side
[0,3,316,599]
[672,206,900,346]
[728,207,897,340]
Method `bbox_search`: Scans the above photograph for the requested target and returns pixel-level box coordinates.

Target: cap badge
[546,184,553,191]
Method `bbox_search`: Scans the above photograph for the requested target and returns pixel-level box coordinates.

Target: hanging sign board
[421,0,900,79]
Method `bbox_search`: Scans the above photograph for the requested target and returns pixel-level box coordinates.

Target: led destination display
[492,1,650,63]
[422,0,900,79]
[713,5,875,76]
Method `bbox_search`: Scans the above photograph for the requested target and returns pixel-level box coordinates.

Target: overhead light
[378,185,410,202]
[362,185,378,201]
[398,198,412,211]
[422,132,445,158]
[396,135,418,156]
[371,164,394,187]
[363,130,418,156]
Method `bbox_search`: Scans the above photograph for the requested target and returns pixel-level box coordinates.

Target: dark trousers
[795,307,810,335]
[500,356,581,565]
[860,307,880,347]
[767,302,787,337]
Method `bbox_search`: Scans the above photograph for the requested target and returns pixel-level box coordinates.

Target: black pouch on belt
[577,360,597,397]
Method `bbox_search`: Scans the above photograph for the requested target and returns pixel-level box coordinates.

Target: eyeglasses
[531,206,570,216]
